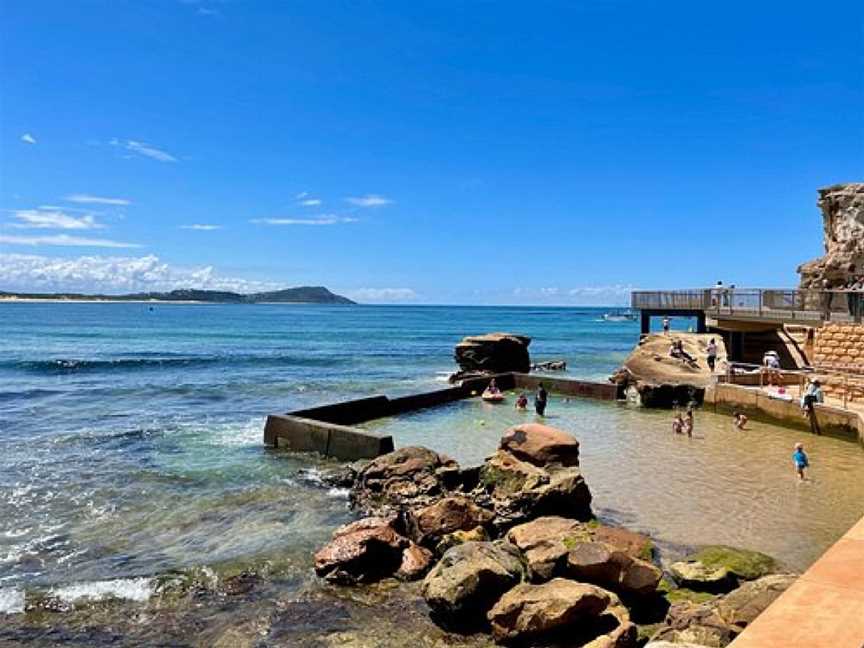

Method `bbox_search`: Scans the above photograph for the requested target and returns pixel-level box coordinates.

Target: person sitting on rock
[515,392,528,410]
[669,340,698,367]
[733,411,748,430]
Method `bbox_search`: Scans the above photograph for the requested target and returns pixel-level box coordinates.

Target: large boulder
[611,334,722,408]
[506,516,588,580]
[313,516,409,584]
[408,495,494,549]
[487,579,637,647]
[500,423,581,467]
[504,516,660,596]
[421,541,523,620]
[479,450,593,527]
[454,332,531,374]
[799,183,864,289]
[351,446,460,514]
[670,545,779,593]
[567,542,662,597]
[713,574,797,634]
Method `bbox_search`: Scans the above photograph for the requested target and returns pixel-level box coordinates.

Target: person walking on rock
[534,383,548,416]
[706,338,718,373]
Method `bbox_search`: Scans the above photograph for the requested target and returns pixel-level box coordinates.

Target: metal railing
[631,288,864,323]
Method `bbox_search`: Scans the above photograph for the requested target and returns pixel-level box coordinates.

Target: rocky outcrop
[479,449,593,527]
[314,516,409,584]
[500,423,581,467]
[799,183,864,289]
[350,446,460,515]
[453,332,531,375]
[395,543,435,581]
[421,541,523,620]
[567,541,662,597]
[650,574,796,647]
[611,334,724,408]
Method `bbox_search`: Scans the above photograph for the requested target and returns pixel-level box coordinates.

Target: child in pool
[515,393,528,410]
[793,442,809,481]
[733,411,748,430]
[683,409,694,437]
[672,414,684,434]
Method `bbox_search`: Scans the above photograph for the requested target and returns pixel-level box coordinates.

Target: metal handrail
[631,288,864,323]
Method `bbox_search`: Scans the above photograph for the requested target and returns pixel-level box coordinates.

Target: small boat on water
[481,391,505,402]
[602,310,638,322]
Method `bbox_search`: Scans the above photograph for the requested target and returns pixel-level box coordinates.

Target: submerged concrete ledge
[705,383,864,443]
[264,373,618,460]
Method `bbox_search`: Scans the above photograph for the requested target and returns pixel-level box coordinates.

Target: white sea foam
[327,487,350,499]
[0,588,25,614]
[49,577,153,603]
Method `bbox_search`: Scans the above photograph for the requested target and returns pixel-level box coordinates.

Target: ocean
[2,302,863,646]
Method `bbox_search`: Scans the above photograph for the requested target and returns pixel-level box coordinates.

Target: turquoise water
[0,303,636,598]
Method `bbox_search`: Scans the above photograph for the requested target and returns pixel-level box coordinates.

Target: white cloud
[345,194,393,207]
[21,133,36,144]
[344,288,417,302]
[295,192,309,199]
[6,208,105,230]
[0,253,280,294]
[299,198,322,207]
[65,194,131,206]
[250,216,358,226]
[111,139,177,162]
[0,234,141,249]
[180,224,222,230]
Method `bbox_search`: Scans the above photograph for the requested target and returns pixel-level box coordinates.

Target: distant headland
[0,286,356,304]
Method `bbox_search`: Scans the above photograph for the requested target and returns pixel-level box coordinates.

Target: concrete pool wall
[263,373,621,459]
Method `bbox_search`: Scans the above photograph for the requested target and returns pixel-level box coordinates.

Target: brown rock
[435,525,489,555]
[486,578,612,644]
[395,543,435,581]
[567,542,662,597]
[352,446,459,514]
[500,423,581,467]
[506,516,589,581]
[408,496,494,547]
[314,516,409,584]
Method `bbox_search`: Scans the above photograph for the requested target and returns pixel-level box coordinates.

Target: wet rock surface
[670,545,779,593]
[313,516,409,584]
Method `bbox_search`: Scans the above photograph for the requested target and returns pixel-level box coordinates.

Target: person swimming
[793,442,809,481]
[733,411,748,430]
[515,392,528,410]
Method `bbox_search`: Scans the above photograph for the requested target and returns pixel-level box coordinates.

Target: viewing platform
[632,288,863,335]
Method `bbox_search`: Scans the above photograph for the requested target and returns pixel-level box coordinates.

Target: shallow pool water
[364,393,864,571]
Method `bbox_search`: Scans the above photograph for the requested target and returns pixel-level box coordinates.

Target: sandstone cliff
[798,183,864,288]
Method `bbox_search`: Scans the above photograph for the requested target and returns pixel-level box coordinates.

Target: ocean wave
[3,353,345,374]
[49,577,153,603]
[0,588,25,615]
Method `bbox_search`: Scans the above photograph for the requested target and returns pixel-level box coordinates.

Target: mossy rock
[686,545,778,581]
[657,577,717,605]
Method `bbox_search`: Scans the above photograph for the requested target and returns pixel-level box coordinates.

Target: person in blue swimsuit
[793,442,809,481]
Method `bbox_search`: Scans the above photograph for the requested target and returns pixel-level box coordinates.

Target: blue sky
[1,1,862,304]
